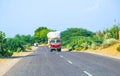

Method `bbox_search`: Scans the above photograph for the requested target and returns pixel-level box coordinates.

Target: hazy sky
[0,0,120,37]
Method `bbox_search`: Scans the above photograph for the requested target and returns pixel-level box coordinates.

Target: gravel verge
[0,46,37,76]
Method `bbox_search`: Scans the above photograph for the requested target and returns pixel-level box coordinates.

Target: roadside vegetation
[0,25,120,57]
[0,32,34,57]
[0,27,52,57]
[117,45,120,52]
[34,27,53,44]
[62,25,120,51]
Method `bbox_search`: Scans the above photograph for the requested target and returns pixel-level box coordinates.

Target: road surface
[4,46,120,76]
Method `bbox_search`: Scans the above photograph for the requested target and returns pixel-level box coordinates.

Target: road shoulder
[0,46,37,76]
[82,51,120,60]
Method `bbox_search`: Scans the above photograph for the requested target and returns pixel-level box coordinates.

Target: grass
[84,42,120,57]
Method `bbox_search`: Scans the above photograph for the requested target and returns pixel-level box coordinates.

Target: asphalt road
[4,46,120,76]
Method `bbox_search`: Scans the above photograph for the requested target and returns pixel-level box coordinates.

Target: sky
[0,0,120,37]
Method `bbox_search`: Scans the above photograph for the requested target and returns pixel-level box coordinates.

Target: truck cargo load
[47,31,61,39]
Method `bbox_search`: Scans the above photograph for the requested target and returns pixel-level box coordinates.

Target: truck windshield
[50,40,55,43]
[56,40,61,43]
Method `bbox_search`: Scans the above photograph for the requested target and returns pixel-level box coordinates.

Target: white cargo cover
[47,31,61,39]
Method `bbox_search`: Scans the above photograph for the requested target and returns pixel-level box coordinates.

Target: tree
[6,38,25,52]
[34,27,53,43]
[62,28,94,41]
[0,31,13,57]
[15,34,34,45]
[62,28,94,50]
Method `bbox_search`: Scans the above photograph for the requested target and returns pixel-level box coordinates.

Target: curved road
[4,46,120,76]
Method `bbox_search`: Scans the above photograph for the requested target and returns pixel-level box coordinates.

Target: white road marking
[59,55,73,64]
[67,60,73,64]
[83,71,93,76]
[60,55,63,58]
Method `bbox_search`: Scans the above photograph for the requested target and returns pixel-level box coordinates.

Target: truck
[47,31,62,52]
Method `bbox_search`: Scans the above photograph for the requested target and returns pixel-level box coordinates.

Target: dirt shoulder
[0,46,37,76]
[75,43,120,59]
[62,43,120,59]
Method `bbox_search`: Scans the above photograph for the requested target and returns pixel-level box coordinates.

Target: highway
[4,46,120,76]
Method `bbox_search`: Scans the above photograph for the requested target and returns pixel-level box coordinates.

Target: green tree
[62,28,94,50]
[62,28,94,41]
[6,38,25,52]
[6,34,35,53]
[0,31,13,57]
[15,34,34,45]
[34,27,52,43]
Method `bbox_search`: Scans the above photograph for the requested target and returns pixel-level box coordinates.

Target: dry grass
[40,44,48,46]
[85,42,120,57]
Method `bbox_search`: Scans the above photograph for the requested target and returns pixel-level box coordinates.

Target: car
[34,43,39,47]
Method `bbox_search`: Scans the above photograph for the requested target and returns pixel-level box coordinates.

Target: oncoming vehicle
[49,39,61,52]
[47,31,62,52]
[34,43,39,47]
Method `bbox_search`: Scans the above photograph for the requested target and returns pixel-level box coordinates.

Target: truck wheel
[58,48,61,52]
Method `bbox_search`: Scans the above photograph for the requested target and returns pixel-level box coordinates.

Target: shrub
[117,45,120,52]
[101,38,118,48]
[68,48,73,51]
[90,43,97,50]
[0,31,13,57]
[24,44,32,51]
[81,42,88,50]
[4,50,13,57]
[0,54,3,58]
[74,44,83,51]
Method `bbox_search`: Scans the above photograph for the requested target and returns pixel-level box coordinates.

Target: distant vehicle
[34,43,39,47]
[47,31,62,52]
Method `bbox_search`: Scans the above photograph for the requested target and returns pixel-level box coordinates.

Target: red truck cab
[49,39,61,52]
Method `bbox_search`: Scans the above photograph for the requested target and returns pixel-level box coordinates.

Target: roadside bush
[24,44,32,50]
[0,31,13,57]
[90,42,98,50]
[6,38,25,52]
[4,50,13,57]
[0,54,3,58]
[81,42,88,50]
[66,45,72,50]
[117,45,120,52]
[74,45,83,51]
[101,38,118,48]
[0,48,13,57]
[68,48,73,51]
